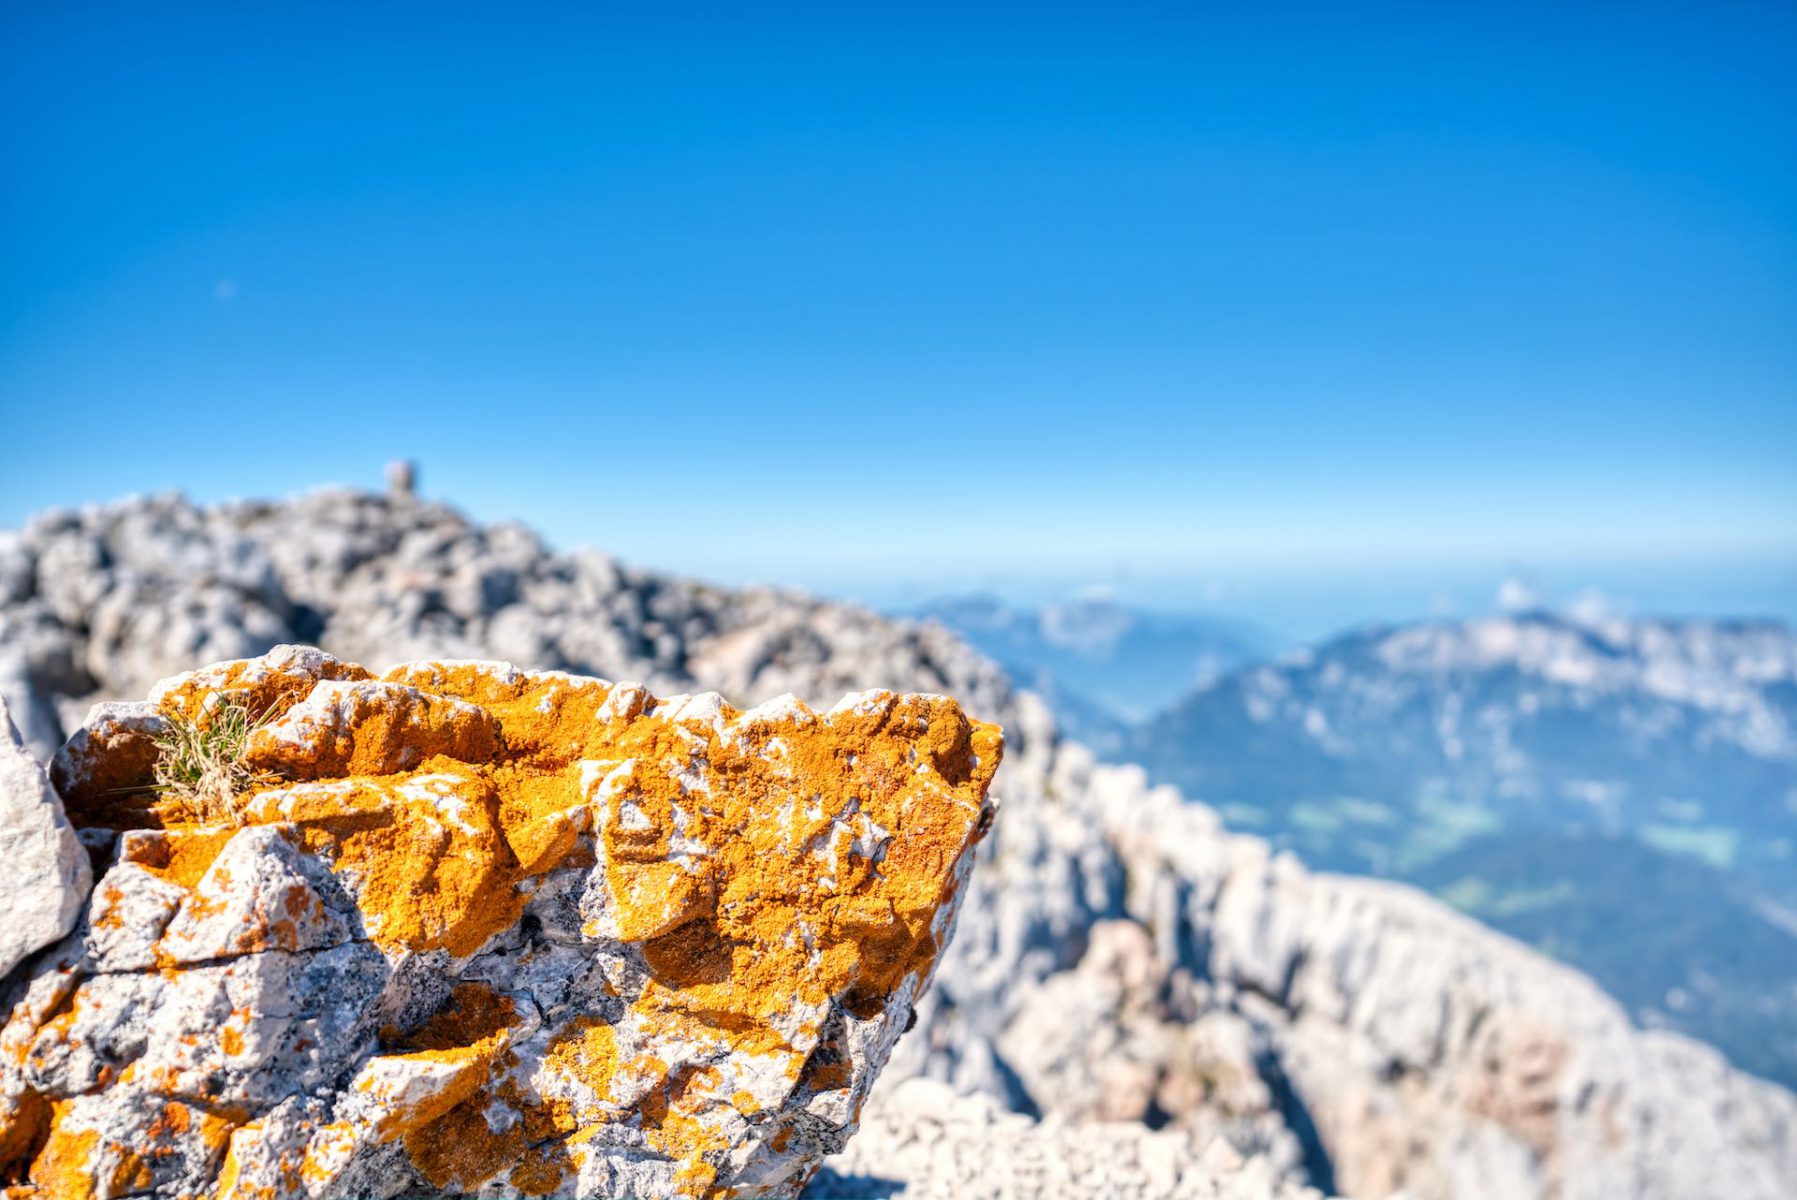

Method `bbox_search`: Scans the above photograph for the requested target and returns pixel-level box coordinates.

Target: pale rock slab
[0,696,90,981]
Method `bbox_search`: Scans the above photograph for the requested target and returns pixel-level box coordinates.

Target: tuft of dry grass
[150,702,276,824]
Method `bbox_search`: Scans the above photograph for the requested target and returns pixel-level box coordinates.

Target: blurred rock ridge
[0,488,1792,1200]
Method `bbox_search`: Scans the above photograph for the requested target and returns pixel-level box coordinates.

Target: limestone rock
[0,697,91,980]
[808,1078,1333,1200]
[879,703,1797,1200]
[0,647,1002,1198]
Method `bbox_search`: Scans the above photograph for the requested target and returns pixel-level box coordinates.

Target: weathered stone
[0,696,90,982]
[49,701,168,826]
[0,647,1002,1198]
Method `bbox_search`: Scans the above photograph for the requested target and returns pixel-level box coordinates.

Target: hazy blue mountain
[1409,830,1797,1086]
[1129,610,1797,1088]
[913,593,1270,742]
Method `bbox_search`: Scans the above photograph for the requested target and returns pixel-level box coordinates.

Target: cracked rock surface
[0,645,1000,1198]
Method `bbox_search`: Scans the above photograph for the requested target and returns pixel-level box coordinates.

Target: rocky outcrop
[0,697,90,981]
[886,716,1797,1199]
[0,646,1000,1198]
[1078,752,1797,1199]
[809,1078,1331,1200]
[0,493,1015,766]
[3,490,1795,1199]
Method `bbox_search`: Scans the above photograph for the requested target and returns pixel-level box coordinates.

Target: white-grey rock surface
[0,695,90,980]
[809,1078,1330,1200]
[2,488,1794,1199]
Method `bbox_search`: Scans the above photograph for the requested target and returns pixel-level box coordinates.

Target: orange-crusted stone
[2,645,1002,1199]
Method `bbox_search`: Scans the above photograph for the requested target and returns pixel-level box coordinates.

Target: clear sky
[2,3,1793,618]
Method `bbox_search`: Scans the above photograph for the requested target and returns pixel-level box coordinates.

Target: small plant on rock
[150,702,275,824]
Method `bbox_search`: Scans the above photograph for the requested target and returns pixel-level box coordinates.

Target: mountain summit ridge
[2,489,1793,1199]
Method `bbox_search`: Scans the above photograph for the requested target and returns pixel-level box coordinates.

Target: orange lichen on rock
[24,1115,99,1197]
[241,766,524,957]
[16,645,1002,1199]
[118,825,238,891]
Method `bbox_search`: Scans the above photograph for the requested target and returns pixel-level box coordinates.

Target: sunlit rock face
[0,645,1001,1199]
[0,697,89,983]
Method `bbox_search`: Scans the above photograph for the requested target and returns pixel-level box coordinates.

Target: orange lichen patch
[53,719,167,828]
[26,1109,96,1197]
[243,681,500,781]
[508,1149,577,1197]
[384,982,517,1053]
[30,997,82,1062]
[527,1016,624,1138]
[359,1050,496,1143]
[494,765,592,874]
[572,686,1000,1033]
[241,766,522,957]
[797,1050,852,1096]
[195,1106,242,1159]
[151,649,373,726]
[543,1018,621,1094]
[209,1137,249,1200]
[91,657,1000,981]
[82,878,132,936]
[0,1090,49,1183]
[382,663,617,765]
[104,1144,152,1196]
[400,1088,573,1197]
[631,1060,734,1194]
[613,862,714,943]
[504,801,592,875]
[399,1010,656,1189]
[119,826,237,890]
[355,984,525,1147]
[144,1099,237,1159]
[297,1122,356,1187]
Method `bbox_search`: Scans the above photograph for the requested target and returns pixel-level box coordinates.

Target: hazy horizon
[7,476,1792,650]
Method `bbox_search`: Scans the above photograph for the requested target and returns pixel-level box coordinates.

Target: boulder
[0,647,1001,1198]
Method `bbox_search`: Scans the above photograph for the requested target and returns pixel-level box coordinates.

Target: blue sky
[2,3,1792,622]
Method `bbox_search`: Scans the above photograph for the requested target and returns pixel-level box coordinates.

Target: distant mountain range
[923,598,1797,1090]
[1133,610,1797,1089]
[912,594,1269,749]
